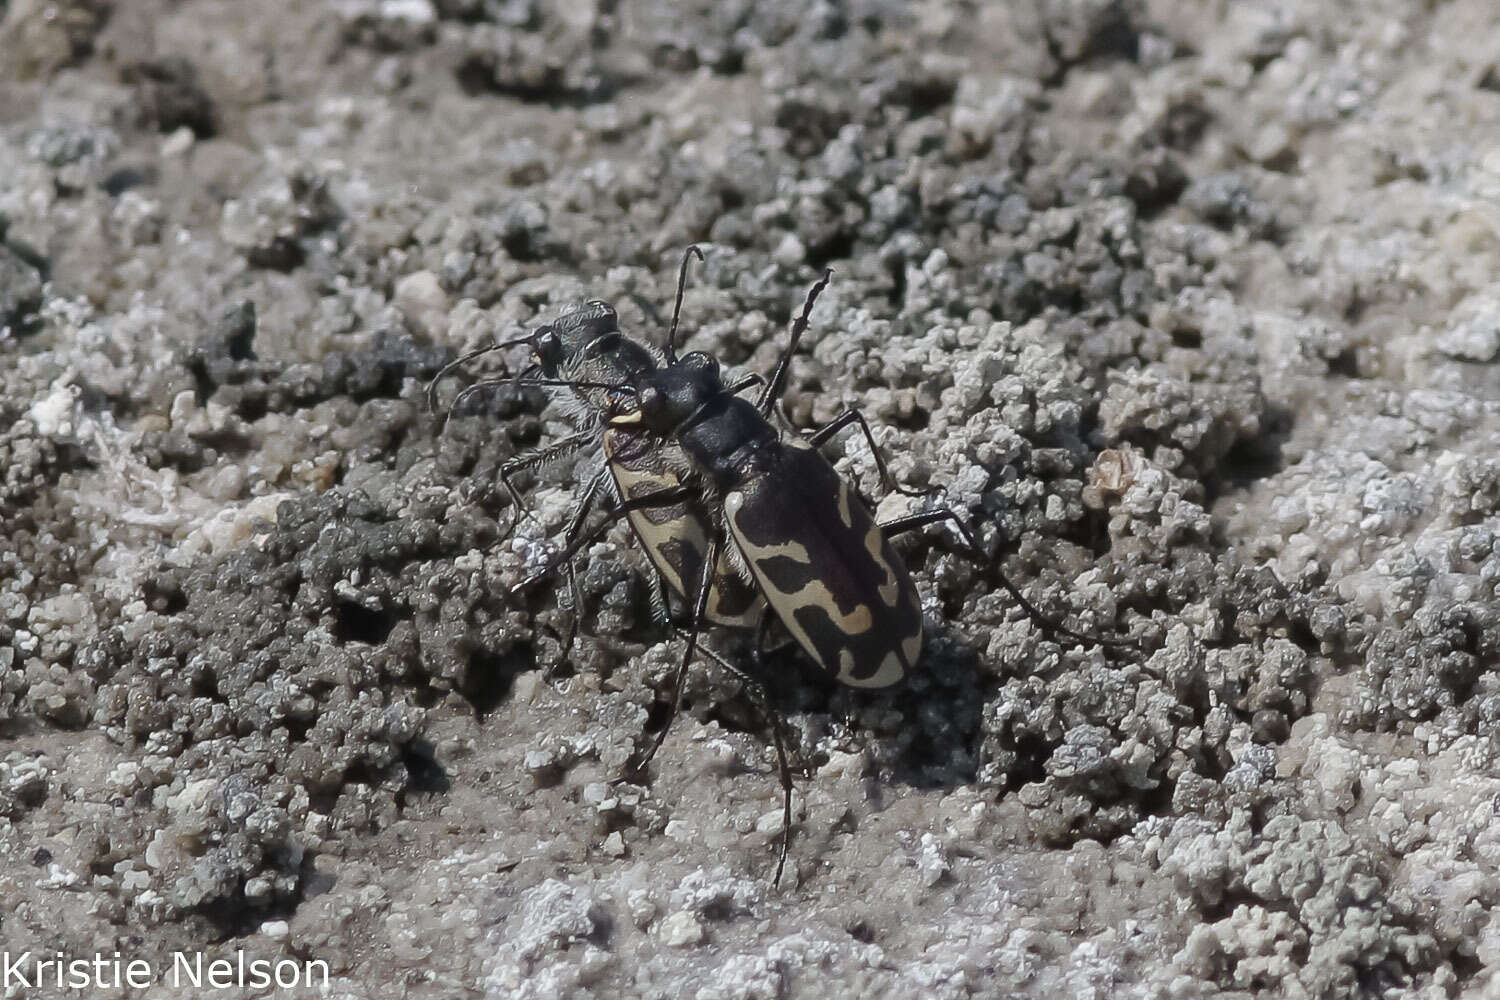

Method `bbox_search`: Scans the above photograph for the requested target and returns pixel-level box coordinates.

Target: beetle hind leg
[882,505,1138,651]
[649,625,798,888]
[636,534,722,770]
[747,613,798,887]
[633,538,799,886]
[805,406,932,501]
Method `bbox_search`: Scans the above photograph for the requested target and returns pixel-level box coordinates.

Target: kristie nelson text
[3,951,330,990]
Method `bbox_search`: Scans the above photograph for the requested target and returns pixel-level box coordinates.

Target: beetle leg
[880,507,1137,651]
[748,610,799,674]
[728,372,767,396]
[550,466,612,678]
[744,611,799,887]
[758,268,832,417]
[639,532,721,769]
[804,407,931,500]
[766,700,793,888]
[512,485,696,595]
[499,429,596,537]
[646,620,795,888]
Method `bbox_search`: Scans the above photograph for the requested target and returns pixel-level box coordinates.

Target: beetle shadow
[722,620,988,797]
[858,620,988,795]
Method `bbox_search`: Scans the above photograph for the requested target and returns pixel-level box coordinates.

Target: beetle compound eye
[684,352,719,377]
[601,386,643,422]
[533,327,562,364]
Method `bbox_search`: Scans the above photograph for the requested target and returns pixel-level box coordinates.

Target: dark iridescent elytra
[603,425,764,627]
[723,437,922,688]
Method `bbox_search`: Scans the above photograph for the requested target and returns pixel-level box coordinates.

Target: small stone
[772,233,806,267]
[658,910,704,947]
[917,833,949,887]
[28,384,77,438]
[1436,295,1500,362]
[161,126,195,158]
[393,270,448,335]
[380,0,434,23]
[754,809,785,836]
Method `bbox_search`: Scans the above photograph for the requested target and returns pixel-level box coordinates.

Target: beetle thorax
[678,397,778,491]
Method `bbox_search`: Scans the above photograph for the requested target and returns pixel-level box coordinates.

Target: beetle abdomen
[724,437,922,687]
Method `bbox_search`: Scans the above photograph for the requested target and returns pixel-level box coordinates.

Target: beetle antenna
[441,376,630,433]
[425,331,537,413]
[758,268,831,416]
[665,244,704,364]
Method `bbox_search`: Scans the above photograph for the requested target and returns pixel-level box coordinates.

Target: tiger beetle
[426,278,763,655]
[430,248,1133,885]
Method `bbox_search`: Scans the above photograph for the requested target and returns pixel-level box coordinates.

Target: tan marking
[612,472,762,628]
[707,545,759,623]
[755,571,871,635]
[612,463,685,529]
[836,478,854,530]
[902,629,922,667]
[723,493,814,564]
[609,410,644,425]
[838,649,856,681]
[727,493,884,673]
[612,464,676,491]
[608,460,698,595]
[727,505,872,632]
[632,519,693,596]
[864,522,901,606]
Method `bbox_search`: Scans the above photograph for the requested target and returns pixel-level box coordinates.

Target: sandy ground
[3,0,1500,996]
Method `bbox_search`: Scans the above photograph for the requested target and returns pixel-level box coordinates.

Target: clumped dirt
[2,0,1500,996]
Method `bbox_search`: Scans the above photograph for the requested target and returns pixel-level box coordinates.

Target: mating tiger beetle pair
[429,247,1132,885]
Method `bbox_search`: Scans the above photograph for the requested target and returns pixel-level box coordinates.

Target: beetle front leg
[499,429,596,537]
[550,467,612,676]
